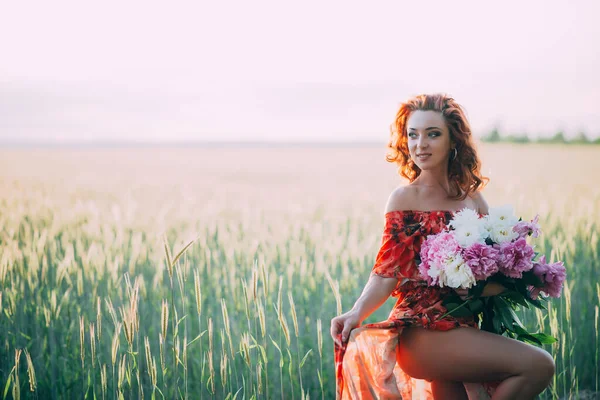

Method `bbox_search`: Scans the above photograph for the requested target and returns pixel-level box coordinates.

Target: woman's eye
[408,131,439,138]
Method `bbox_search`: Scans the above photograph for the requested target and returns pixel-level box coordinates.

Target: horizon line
[0,139,387,149]
[1,139,597,149]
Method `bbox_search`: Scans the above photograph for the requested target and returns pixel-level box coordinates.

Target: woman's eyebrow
[408,127,440,131]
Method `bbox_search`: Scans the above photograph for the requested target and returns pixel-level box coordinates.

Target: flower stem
[438,297,472,320]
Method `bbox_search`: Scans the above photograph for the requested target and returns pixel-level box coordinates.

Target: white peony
[482,215,492,232]
[427,262,447,287]
[449,207,481,231]
[453,225,489,247]
[488,205,519,229]
[442,254,476,289]
[489,224,519,244]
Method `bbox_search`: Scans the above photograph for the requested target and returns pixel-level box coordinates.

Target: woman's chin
[416,162,441,171]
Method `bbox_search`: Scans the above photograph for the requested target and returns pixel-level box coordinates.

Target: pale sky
[1,0,599,143]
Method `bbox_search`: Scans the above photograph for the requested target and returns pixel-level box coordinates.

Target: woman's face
[406,110,453,170]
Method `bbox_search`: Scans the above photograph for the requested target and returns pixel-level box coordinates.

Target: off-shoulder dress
[334,210,499,399]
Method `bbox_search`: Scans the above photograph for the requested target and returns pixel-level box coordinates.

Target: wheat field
[0,143,598,399]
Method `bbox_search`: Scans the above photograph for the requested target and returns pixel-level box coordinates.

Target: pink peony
[418,236,435,284]
[513,215,542,239]
[418,232,461,285]
[531,255,567,298]
[427,232,461,263]
[497,238,535,278]
[463,242,500,280]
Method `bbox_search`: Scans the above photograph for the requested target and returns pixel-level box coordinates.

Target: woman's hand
[329,274,398,347]
[482,282,506,297]
[454,282,507,301]
[330,311,361,347]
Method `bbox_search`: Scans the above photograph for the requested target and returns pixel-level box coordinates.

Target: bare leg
[396,327,555,400]
[431,380,468,400]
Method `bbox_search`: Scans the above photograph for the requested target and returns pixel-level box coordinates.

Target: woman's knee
[520,348,555,387]
[533,350,555,385]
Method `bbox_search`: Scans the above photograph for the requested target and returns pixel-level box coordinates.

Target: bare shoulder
[384,186,418,214]
[470,190,489,215]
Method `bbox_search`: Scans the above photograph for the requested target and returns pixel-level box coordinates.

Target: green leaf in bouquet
[498,307,515,330]
[494,297,517,330]
[480,299,497,333]
[486,296,557,347]
[514,279,528,295]
[467,299,484,314]
[500,290,530,308]
[510,324,555,346]
[525,296,547,310]
[511,324,529,336]
[442,302,474,318]
[494,296,511,310]
[444,302,461,310]
[497,296,520,312]
[442,295,463,307]
[528,333,557,345]
[506,304,526,330]
[451,307,474,318]
[513,321,556,346]
[492,315,503,333]
[485,237,495,246]
[483,298,505,334]
[516,333,543,346]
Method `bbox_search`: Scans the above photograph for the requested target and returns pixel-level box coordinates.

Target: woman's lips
[417,154,431,160]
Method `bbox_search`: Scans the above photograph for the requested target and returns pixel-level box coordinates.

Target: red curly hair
[386,93,489,201]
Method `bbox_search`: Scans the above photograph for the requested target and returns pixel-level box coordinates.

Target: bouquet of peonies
[417,205,566,345]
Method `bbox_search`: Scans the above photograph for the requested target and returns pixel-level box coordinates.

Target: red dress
[334,210,498,399]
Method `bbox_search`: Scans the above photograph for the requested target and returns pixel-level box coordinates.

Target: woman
[330,94,555,400]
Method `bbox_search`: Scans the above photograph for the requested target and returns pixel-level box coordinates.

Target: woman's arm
[349,185,411,321]
[331,186,411,345]
[330,274,398,345]
[349,273,398,323]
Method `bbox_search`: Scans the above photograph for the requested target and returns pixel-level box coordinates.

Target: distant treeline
[481,129,600,144]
